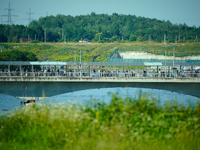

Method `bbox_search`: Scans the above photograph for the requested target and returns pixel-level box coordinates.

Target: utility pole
[99,35,100,42]
[1,2,17,25]
[175,35,177,43]
[149,35,151,43]
[35,34,36,41]
[74,46,76,76]
[80,48,81,77]
[179,33,180,42]
[173,46,175,67]
[164,34,166,44]
[44,29,46,43]
[194,35,198,42]
[28,35,30,43]
[26,8,34,25]
[62,29,64,40]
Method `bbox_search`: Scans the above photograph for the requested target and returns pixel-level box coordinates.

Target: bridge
[0,61,200,99]
[0,76,200,99]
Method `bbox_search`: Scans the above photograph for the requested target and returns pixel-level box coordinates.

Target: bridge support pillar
[157,66,158,74]
[32,65,34,76]
[20,65,22,76]
[100,66,102,77]
[66,65,68,76]
[78,65,81,77]
[168,66,170,74]
[89,66,91,77]
[8,65,10,76]
[54,65,56,72]
[191,66,193,77]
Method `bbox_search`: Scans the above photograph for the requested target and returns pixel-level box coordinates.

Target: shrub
[0,92,200,149]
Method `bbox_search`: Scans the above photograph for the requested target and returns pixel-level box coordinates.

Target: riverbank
[0,92,200,150]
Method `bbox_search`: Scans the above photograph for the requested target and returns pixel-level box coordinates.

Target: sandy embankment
[119,52,200,60]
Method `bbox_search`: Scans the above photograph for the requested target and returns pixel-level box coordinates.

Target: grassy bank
[1,42,200,62]
[0,92,200,150]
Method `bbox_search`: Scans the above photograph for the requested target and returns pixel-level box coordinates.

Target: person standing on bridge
[57,69,59,76]
[44,68,47,76]
[159,69,161,77]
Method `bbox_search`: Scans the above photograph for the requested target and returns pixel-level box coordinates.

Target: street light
[163,45,169,77]
[74,46,76,76]
[173,45,176,68]
[71,44,84,77]
[78,45,84,77]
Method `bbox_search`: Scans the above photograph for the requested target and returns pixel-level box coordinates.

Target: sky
[0,0,200,27]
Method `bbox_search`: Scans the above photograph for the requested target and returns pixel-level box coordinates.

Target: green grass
[0,92,200,150]
[1,42,200,62]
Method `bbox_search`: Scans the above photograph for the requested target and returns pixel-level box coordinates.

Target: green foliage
[137,36,145,42]
[0,92,200,149]
[1,50,37,61]
[0,53,6,61]
[1,13,200,43]
[134,29,144,37]
[129,34,137,42]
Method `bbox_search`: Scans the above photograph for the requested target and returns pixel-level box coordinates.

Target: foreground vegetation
[0,92,200,150]
[0,42,200,62]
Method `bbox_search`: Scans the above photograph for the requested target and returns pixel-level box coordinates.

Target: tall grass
[0,92,200,150]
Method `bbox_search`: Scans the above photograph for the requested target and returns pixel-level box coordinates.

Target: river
[0,87,199,114]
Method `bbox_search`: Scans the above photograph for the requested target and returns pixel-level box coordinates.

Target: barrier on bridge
[0,70,199,78]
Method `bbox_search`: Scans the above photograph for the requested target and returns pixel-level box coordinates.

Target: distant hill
[0,12,200,43]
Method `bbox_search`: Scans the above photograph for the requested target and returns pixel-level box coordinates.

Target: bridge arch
[0,77,200,99]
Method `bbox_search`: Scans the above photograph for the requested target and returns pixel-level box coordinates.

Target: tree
[129,35,137,42]
[3,50,37,61]
[0,13,200,43]
[134,29,143,37]
[110,23,119,36]
[94,32,103,42]
[137,36,145,42]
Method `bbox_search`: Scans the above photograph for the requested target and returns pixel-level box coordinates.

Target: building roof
[0,61,199,66]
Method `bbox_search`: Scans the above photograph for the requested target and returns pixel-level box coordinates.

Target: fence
[0,70,199,78]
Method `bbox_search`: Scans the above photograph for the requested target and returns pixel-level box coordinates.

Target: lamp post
[172,45,177,68]
[163,45,168,77]
[80,48,81,77]
[74,46,76,76]
[72,44,84,77]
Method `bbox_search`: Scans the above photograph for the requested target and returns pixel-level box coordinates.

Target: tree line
[0,12,200,43]
[0,50,37,61]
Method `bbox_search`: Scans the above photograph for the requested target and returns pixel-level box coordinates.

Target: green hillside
[0,42,200,62]
[0,13,200,43]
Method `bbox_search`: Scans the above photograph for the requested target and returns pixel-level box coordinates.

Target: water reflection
[0,88,199,113]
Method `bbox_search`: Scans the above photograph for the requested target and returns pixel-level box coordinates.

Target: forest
[0,12,200,43]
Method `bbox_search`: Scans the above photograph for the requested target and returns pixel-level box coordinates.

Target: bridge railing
[0,71,199,78]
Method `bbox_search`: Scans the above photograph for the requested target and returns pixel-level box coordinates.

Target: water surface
[1,88,199,114]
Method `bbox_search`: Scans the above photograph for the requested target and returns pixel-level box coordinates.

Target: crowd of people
[0,67,199,78]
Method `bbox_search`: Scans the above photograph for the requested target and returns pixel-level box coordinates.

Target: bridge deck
[0,76,200,83]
